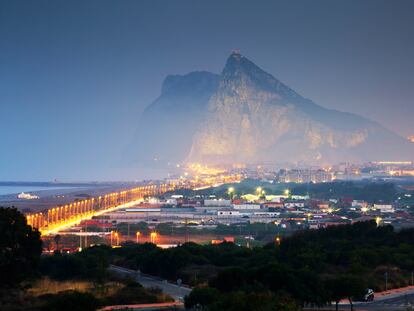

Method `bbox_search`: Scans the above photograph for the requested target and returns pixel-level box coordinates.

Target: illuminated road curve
[26,172,243,236]
[41,199,143,236]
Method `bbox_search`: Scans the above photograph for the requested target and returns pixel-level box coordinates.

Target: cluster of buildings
[85,190,414,233]
[17,192,40,200]
[241,162,414,183]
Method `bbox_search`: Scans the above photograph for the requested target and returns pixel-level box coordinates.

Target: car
[364,288,375,302]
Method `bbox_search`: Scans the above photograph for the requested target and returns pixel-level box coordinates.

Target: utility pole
[85,223,88,249]
[79,229,82,250]
[411,271,413,286]
[185,217,189,243]
[385,271,388,291]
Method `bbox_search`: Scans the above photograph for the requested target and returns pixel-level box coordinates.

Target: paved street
[356,292,414,310]
[109,265,192,301]
[338,288,414,310]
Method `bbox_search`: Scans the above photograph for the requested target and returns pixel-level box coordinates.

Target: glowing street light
[114,231,120,246]
[136,231,141,243]
[228,187,235,200]
[376,216,382,227]
[284,189,290,197]
[275,236,281,245]
[150,231,158,244]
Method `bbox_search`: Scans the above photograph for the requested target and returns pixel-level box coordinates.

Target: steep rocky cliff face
[187,52,414,164]
[131,53,413,167]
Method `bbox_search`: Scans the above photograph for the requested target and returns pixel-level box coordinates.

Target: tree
[41,290,99,311]
[208,291,300,311]
[209,267,246,292]
[184,287,220,309]
[0,207,42,287]
[325,276,366,311]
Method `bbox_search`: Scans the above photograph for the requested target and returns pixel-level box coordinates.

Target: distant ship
[18,192,39,200]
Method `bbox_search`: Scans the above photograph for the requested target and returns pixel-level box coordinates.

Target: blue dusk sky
[1,0,413,181]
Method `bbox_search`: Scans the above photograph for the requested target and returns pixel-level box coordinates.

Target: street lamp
[114,231,120,246]
[228,187,235,200]
[136,231,141,243]
[376,216,382,227]
[275,236,281,245]
[150,231,158,244]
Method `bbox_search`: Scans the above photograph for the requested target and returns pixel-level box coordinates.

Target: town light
[150,231,158,244]
[376,216,382,227]
[284,189,290,196]
[136,231,141,243]
[114,231,120,246]
[275,236,281,245]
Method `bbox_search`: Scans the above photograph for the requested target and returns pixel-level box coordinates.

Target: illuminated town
[20,161,414,251]
[2,1,414,311]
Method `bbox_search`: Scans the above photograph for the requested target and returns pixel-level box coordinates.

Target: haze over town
[1,0,414,181]
[2,2,414,311]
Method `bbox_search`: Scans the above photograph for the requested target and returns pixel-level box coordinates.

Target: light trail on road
[25,172,243,236]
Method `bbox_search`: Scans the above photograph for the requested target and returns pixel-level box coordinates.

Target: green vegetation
[109,221,414,310]
[39,290,99,311]
[185,289,300,311]
[0,208,172,311]
[292,181,398,203]
[168,178,289,198]
[167,179,400,204]
[0,207,42,287]
[40,245,111,285]
[3,207,414,310]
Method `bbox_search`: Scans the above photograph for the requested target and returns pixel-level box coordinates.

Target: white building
[232,204,261,210]
[17,192,39,200]
[217,210,241,217]
[374,204,395,213]
[204,199,232,207]
[352,200,368,208]
[284,202,305,208]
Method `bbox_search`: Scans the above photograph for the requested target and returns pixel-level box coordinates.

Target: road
[356,290,414,310]
[338,288,414,310]
[109,265,192,301]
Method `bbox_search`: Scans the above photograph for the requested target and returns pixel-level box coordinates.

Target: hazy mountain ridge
[133,53,413,166]
[129,71,219,165]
